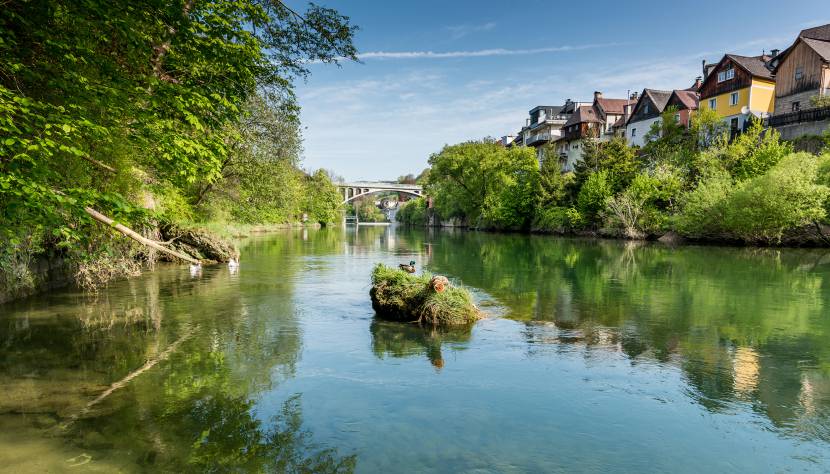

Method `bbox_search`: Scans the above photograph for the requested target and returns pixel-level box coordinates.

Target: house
[555,105,601,172]
[698,53,776,137]
[625,79,702,146]
[665,88,700,128]
[767,24,830,139]
[518,100,589,163]
[555,92,635,171]
[625,89,673,147]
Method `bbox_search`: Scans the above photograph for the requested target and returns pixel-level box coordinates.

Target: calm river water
[2,226,830,472]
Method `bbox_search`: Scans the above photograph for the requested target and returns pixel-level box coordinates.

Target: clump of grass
[370,264,482,325]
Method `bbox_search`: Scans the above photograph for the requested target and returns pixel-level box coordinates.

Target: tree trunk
[83,206,201,264]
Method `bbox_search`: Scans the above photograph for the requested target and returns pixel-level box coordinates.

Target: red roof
[596,98,634,115]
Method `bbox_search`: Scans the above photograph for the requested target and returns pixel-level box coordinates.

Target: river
[2,226,830,472]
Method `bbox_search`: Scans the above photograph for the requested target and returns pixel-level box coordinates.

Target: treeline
[0,1,356,294]
[399,108,830,245]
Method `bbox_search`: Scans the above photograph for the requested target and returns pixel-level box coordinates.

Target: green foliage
[678,153,830,242]
[574,137,637,193]
[676,169,733,237]
[538,145,570,207]
[0,0,357,291]
[397,198,429,226]
[426,141,540,229]
[303,170,343,225]
[533,207,583,232]
[720,120,792,180]
[723,153,829,241]
[577,170,613,224]
[370,264,481,325]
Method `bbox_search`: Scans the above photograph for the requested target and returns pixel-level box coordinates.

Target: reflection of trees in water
[424,229,830,438]
[0,230,355,471]
[370,319,473,369]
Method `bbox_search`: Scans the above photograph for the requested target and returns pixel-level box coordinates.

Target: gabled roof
[800,24,830,42]
[727,54,773,79]
[563,105,601,127]
[596,98,634,115]
[670,90,699,110]
[802,37,830,62]
[770,24,830,73]
[645,89,672,111]
[700,53,773,92]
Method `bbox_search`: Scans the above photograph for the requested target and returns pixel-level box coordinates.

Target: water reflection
[0,228,356,472]
[370,320,473,369]
[419,229,830,441]
[3,226,830,471]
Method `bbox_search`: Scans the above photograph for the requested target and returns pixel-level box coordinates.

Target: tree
[573,137,638,193]
[425,141,540,229]
[303,170,342,224]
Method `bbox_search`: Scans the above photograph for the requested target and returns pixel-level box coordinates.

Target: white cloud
[354,43,622,61]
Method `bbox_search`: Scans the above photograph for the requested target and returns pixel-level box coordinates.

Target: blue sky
[294,0,829,181]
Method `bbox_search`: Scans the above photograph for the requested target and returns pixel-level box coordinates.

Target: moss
[369,264,482,325]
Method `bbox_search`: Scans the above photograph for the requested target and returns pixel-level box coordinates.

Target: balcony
[526,133,554,146]
[528,115,569,130]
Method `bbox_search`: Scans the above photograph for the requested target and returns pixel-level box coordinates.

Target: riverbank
[0,221,323,305]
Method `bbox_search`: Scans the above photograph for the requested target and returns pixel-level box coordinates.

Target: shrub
[369,264,482,325]
[723,153,830,242]
[676,169,733,237]
[533,206,583,232]
[577,170,613,225]
[397,198,428,225]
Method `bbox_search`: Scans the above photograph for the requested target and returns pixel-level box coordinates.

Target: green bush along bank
[400,110,830,246]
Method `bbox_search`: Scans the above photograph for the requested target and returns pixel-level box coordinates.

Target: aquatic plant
[370,264,482,325]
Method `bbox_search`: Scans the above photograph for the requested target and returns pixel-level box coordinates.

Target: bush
[397,198,428,225]
[533,207,583,232]
[676,169,733,237]
[577,170,613,225]
[723,153,830,242]
[369,264,482,325]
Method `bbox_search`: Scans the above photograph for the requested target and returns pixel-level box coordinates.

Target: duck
[228,257,239,269]
[399,260,416,273]
[189,262,202,277]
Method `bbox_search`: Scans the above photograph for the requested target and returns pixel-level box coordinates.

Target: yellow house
[699,54,776,135]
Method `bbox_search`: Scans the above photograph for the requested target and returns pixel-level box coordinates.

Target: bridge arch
[336,182,424,205]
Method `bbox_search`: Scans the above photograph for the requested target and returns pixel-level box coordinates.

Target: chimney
[630,91,639,101]
[770,48,780,57]
[693,76,702,91]
[702,59,708,78]
[594,91,603,102]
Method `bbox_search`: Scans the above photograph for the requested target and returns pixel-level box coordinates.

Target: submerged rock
[159,223,238,263]
[369,264,482,325]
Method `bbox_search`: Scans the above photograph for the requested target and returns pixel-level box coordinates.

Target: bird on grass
[399,260,416,273]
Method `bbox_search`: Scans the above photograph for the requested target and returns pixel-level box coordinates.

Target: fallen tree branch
[83,206,201,264]
[58,327,195,431]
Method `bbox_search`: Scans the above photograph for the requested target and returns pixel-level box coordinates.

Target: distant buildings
[500,23,830,171]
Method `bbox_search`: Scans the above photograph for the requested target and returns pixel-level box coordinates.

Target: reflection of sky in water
[1,226,830,472]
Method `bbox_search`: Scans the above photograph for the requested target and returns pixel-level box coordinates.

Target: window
[792,101,801,112]
[643,103,649,114]
[709,98,717,110]
[717,68,735,83]
[631,128,636,137]
[730,92,739,106]
[795,66,804,80]
[674,113,681,123]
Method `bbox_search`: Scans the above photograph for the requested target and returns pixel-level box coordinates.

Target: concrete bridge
[336,181,423,205]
